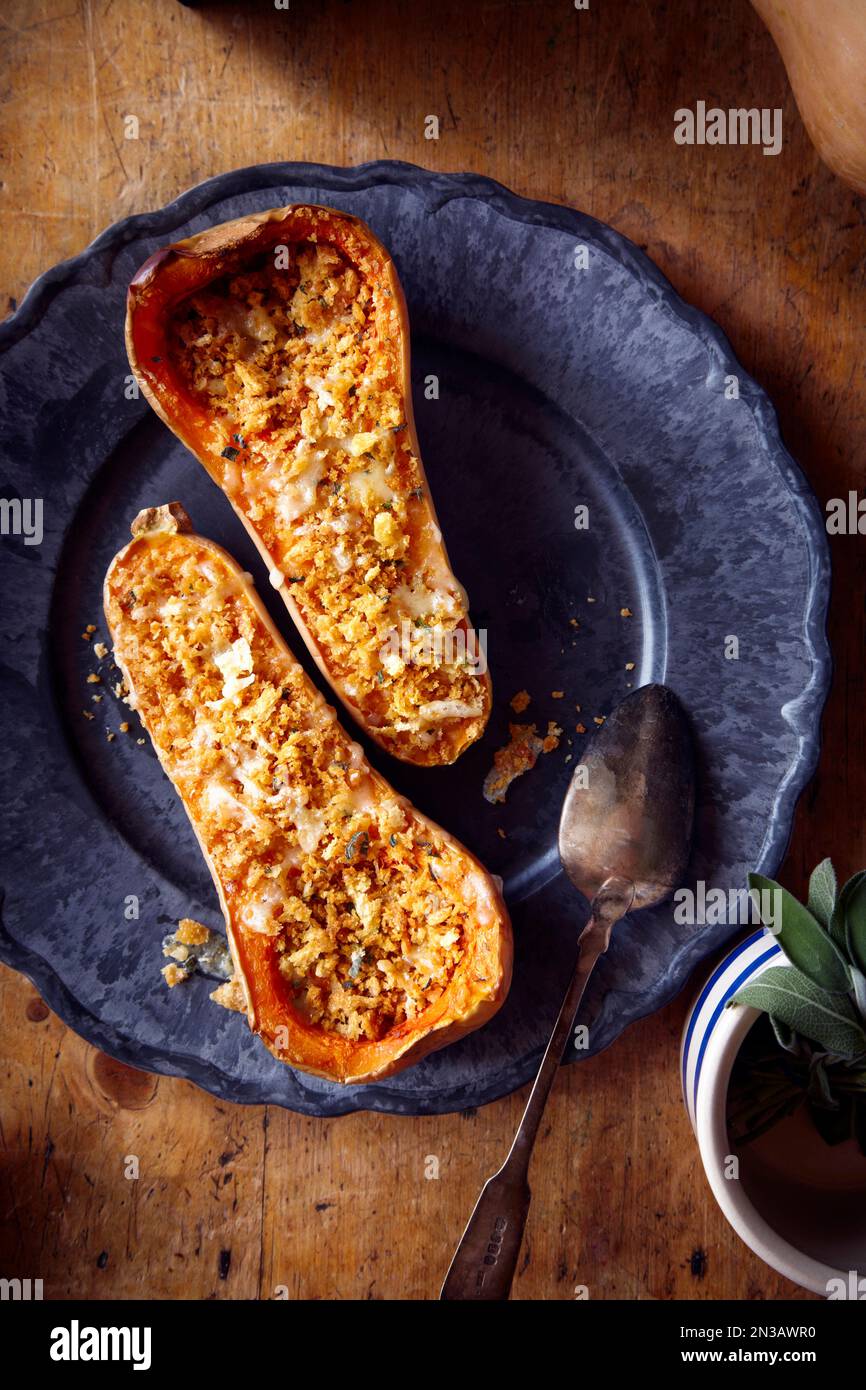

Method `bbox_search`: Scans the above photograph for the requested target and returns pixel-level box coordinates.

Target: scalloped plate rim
[0,160,832,1116]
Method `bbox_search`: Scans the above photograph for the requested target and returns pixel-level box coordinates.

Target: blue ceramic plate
[0,162,830,1115]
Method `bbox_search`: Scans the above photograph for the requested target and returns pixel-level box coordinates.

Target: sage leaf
[807,1055,835,1107]
[732,1094,804,1147]
[809,1095,851,1147]
[731,965,866,1057]
[749,873,850,994]
[843,875,866,976]
[769,1014,801,1055]
[849,965,866,1022]
[830,870,866,950]
[807,857,837,927]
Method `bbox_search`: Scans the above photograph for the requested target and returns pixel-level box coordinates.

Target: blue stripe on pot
[681,929,782,1128]
[681,929,764,1092]
[691,945,781,1114]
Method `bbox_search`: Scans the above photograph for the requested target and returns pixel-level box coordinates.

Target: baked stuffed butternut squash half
[125,204,490,766]
[104,504,511,1084]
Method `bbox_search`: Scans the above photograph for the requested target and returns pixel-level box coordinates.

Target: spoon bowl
[559,683,695,911]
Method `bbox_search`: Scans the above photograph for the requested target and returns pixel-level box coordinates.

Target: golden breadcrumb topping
[166,241,486,762]
[107,534,497,1041]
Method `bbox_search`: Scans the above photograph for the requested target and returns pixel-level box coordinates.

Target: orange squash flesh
[104,504,511,1085]
[125,204,491,766]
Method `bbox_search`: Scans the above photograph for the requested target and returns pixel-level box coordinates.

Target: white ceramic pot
[681,928,866,1298]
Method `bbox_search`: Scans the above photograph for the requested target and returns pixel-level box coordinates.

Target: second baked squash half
[126,204,490,766]
[104,504,511,1085]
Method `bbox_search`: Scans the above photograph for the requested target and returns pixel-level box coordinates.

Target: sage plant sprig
[726,859,866,1154]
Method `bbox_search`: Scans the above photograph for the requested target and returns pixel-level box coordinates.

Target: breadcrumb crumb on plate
[483,720,561,805]
[161,963,189,988]
[211,977,248,1014]
[176,918,211,946]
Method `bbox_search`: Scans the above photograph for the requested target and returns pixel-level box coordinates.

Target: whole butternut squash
[752,0,866,193]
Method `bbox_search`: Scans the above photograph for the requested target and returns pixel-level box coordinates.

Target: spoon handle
[440,876,634,1301]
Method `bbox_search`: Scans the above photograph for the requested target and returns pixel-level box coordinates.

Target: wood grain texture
[1,0,863,1301]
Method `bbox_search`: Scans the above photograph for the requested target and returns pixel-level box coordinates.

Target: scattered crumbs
[86,624,96,633]
[136,738,146,746]
[620,607,633,618]
[119,721,130,734]
[81,631,92,641]
[586,596,596,604]
[542,721,562,752]
[564,754,572,763]
[593,715,606,726]
[91,694,102,703]
[551,690,564,700]
[93,641,108,660]
[575,703,582,712]
[510,689,531,714]
[113,680,127,699]
[576,722,587,734]
[569,617,579,628]
[86,673,101,685]
[497,827,507,840]
[82,709,94,721]
[625,662,635,671]
[161,963,189,989]
[106,731,115,742]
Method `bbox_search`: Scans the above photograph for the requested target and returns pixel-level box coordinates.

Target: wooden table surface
[1,0,863,1301]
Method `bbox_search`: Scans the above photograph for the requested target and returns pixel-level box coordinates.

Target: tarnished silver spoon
[440,683,695,1300]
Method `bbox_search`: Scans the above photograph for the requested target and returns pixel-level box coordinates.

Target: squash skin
[125,204,492,767]
[103,504,512,1086]
[752,0,866,194]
